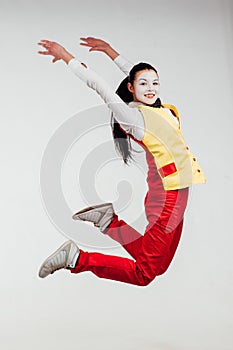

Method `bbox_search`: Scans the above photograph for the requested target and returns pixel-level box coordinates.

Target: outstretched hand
[80,37,110,53]
[38,40,74,64]
[80,37,119,60]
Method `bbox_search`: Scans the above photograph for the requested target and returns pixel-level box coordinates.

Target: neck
[129,98,162,108]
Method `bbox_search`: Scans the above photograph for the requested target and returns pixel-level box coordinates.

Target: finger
[38,51,50,55]
[80,43,92,47]
[39,39,50,44]
[38,43,48,47]
[80,39,93,45]
[80,38,91,44]
[80,36,97,42]
[38,43,51,51]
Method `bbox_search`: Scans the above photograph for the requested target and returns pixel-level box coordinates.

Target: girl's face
[128,69,160,105]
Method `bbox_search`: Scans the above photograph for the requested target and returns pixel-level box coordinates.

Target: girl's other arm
[80,37,134,75]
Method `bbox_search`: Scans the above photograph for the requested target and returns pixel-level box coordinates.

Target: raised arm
[38,40,74,64]
[80,37,134,75]
[37,39,144,140]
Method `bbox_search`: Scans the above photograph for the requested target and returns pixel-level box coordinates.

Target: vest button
[193,157,196,161]
[197,169,201,172]
[186,146,189,150]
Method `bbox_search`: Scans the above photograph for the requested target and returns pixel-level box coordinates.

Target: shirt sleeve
[113,55,134,75]
[68,58,144,140]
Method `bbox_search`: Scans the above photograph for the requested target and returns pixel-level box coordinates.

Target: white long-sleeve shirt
[68,55,176,141]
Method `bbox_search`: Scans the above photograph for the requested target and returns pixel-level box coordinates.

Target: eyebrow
[138,78,159,82]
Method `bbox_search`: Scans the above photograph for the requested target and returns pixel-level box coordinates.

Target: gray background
[0,0,233,349]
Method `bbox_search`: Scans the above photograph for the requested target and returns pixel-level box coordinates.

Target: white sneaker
[38,241,80,278]
[72,203,114,232]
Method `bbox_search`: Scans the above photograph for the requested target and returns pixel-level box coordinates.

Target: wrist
[61,49,75,64]
[105,46,119,60]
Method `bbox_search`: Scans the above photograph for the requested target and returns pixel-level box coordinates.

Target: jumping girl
[38,37,206,286]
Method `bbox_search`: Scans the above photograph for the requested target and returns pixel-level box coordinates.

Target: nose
[147,83,154,91]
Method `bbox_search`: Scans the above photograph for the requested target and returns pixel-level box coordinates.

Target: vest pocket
[158,162,177,178]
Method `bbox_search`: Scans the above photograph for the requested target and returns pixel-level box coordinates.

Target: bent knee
[157,265,170,276]
[136,270,156,287]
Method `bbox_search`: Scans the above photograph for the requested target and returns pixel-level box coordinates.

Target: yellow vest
[137,104,206,190]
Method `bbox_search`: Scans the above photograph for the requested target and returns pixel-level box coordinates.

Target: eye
[139,82,146,85]
[153,82,159,85]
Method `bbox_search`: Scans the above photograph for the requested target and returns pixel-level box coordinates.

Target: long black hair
[111,62,162,164]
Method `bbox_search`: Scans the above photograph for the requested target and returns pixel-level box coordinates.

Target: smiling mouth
[144,94,155,98]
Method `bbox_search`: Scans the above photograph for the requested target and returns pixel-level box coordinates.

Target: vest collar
[128,101,143,107]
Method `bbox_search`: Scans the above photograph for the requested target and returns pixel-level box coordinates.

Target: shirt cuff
[68,58,89,71]
[113,54,127,66]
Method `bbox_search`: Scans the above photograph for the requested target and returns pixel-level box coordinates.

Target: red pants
[70,187,189,286]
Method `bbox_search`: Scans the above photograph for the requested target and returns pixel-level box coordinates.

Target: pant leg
[136,188,189,280]
[157,218,184,275]
[103,188,161,260]
[70,249,150,286]
[105,187,188,263]
[105,214,143,260]
[70,219,180,286]
[70,188,188,286]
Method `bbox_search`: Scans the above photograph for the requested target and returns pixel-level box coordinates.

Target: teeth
[145,94,155,98]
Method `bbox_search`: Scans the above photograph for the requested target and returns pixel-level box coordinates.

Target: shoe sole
[72,203,113,220]
[38,240,73,278]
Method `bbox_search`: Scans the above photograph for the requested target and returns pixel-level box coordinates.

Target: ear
[127,82,134,93]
